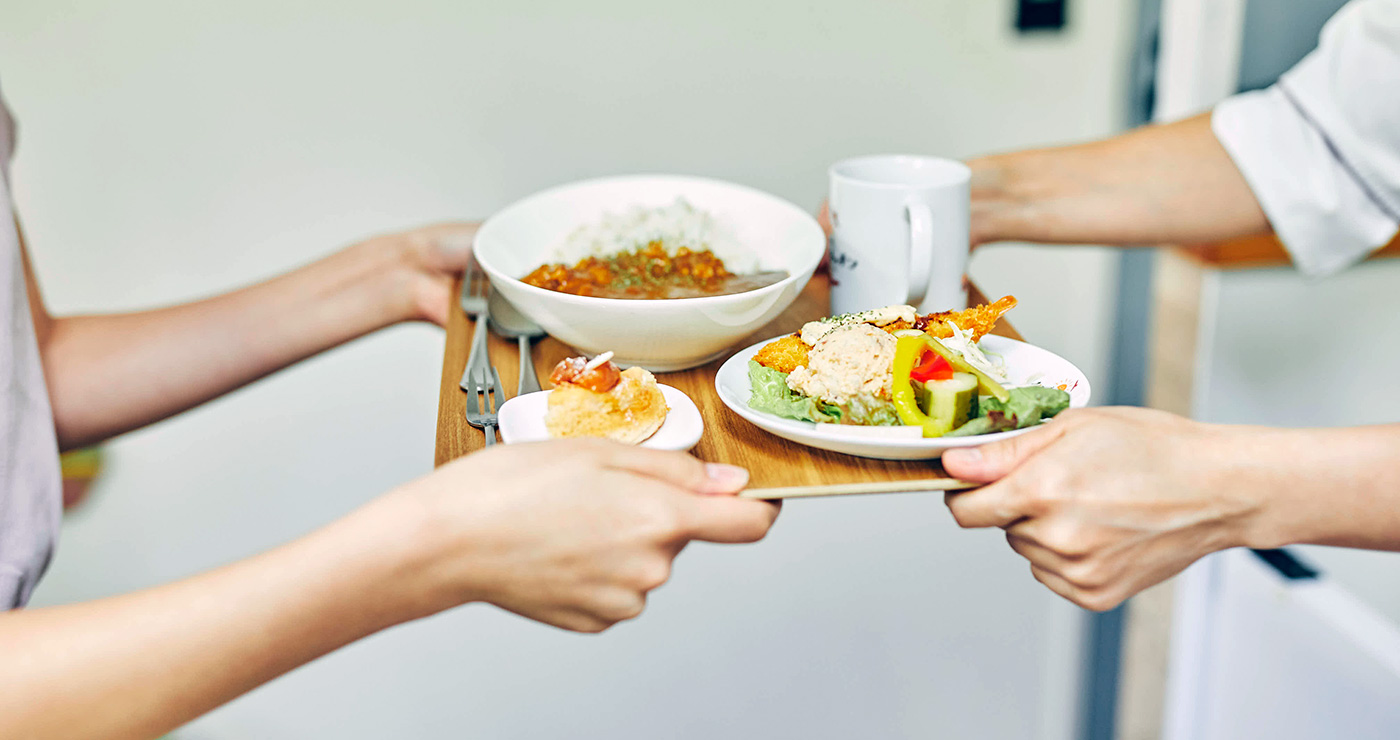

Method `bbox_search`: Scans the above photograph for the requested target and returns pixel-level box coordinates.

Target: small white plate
[715,334,1091,460]
[497,384,704,450]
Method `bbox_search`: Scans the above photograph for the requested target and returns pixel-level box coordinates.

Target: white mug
[828,155,971,315]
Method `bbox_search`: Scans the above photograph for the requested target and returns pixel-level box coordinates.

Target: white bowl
[473,175,826,371]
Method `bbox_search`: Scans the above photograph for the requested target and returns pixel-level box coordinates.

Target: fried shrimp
[915,295,1017,340]
[752,295,1016,373]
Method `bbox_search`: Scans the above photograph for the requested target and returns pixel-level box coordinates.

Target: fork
[463,365,505,446]
[458,256,491,392]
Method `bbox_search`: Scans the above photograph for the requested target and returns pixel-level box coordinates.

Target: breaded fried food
[915,295,1017,340]
[753,333,810,373]
[753,295,1016,374]
[546,364,668,444]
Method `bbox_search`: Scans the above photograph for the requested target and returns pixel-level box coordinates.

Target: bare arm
[0,441,777,740]
[18,219,477,449]
[0,493,422,739]
[968,112,1271,247]
[941,409,1400,610]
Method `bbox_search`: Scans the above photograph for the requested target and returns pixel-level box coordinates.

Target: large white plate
[714,334,1091,460]
[497,384,703,451]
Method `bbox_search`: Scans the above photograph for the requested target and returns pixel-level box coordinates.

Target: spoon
[488,290,547,395]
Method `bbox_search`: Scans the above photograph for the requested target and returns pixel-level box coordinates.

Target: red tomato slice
[909,351,954,382]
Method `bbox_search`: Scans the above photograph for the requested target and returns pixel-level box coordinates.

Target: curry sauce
[522,242,786,299]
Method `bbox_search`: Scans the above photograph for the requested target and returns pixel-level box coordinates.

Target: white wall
[1,2,1133,738]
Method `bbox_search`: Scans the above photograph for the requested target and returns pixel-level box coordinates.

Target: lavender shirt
[0,82,62,609]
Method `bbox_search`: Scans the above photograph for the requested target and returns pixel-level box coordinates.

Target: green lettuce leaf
[946,385,1072,437]
[747,361,837,422]
[839,393,903,426]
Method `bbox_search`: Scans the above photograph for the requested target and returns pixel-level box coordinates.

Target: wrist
[348,239,427,327]
[365,478,511,621]
[337,488,472,624]
[968,154,1030,246]
[1192,424,1309,551]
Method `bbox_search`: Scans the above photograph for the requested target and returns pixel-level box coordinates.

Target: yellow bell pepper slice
[893,332,1011,437]
[892,335,955,437]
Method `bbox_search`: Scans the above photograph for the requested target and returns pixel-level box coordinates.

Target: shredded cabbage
[940,321,1009,383]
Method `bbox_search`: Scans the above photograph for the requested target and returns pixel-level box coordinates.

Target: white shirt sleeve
[1211,0,1400,277]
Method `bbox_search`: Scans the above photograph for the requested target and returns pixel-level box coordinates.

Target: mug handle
[906,202,934,307]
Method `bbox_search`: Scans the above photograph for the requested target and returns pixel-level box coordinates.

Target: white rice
[550,197,757,272]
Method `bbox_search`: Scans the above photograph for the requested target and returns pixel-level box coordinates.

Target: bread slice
[545,366,669,444]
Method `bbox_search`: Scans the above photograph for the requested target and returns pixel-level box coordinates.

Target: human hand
[345,221,480,328]
[389,439,780,632]
[940,408,1267,611]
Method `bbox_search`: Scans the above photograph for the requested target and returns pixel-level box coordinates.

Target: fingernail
[703,463,750,493]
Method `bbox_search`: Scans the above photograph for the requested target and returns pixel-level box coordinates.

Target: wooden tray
[434,275,1021,495]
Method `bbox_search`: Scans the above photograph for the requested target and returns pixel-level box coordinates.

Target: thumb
[677,494,781,544]
[942,422,1067,482]
[593,441,778,543]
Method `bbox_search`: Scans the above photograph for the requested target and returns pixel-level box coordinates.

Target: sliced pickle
[917,372,979,437]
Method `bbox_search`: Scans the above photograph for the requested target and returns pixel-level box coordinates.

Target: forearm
[0,494,434,740]
[42,242,417,449]
[969,112,1271,247]
[1229,423,1400,551]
